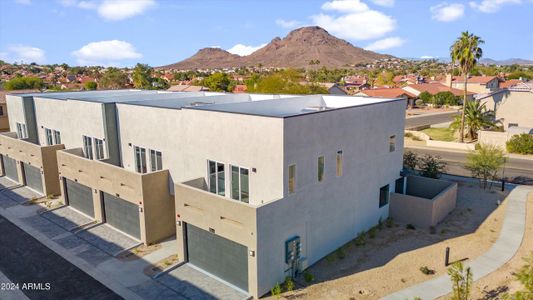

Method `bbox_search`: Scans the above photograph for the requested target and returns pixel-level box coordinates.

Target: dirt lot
[273,181,511,299]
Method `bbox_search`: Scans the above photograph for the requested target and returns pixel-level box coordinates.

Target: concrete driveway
[76,223,142,256]
[41,206,94,231]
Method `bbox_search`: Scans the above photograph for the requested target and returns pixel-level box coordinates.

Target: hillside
[159,26,392,70]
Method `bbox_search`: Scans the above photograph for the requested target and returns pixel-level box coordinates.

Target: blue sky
[1,0,532,67]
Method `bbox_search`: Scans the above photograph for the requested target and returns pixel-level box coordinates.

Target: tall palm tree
[450,31,484,143]
[450,101,497,141]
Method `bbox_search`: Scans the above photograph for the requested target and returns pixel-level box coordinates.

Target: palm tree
[450,101,497,141]
[450,32,484,143]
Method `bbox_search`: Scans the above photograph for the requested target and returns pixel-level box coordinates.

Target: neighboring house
[477,83,533,129]
[318,82,348,95]
[343,75,370,91]
[444,75,500,94]
[356,88,416,104]
[233,84,248,93]
[393,74,424,86]
[1,90,406,299]
[168,85,209,92]
[499,79,522,89]
[403,83,475,101]
[0,89,40,132]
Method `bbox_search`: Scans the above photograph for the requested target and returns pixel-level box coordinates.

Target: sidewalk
[381,185,532,300]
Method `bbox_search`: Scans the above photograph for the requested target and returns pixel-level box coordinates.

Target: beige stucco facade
[479,89,533,130]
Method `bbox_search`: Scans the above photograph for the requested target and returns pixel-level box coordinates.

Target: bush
[271,282,281,298]
[368,227,377,239]
[466,144,505,189]
[385,217,394,228]
[418,154,446,179]
[336,248,346,259]
[84,81,97,90]
[403,150,419,170]
[507,134,533,154]
[419,91,432,104]
[304,271,314,283]
[284,276,295,292]
[4,76,44,90]
[354,231,367,246]
[420,266,435,275]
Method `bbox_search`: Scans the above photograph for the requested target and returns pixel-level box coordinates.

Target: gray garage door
[186,224,248,291]
[65,179,94,218]
[102,192,140,239]
[23,163,43,194]
[2,155,18,182]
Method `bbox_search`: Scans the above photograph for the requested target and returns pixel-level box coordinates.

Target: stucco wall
[34,97,107,149]
[478,130,510,150]
[255,99,406,297]
[6,95,26,133]
[0,103,9,132]
[480,90,533,129]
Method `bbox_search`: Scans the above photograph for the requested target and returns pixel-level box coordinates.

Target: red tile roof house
[356,88,416,107]
[444,74,500,94]
[499,79,522,89]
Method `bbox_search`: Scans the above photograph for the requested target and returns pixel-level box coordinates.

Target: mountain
[480,58,533,66]
[159,26,392,70]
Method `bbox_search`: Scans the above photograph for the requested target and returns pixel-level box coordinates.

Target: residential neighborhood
[0,1,532,300]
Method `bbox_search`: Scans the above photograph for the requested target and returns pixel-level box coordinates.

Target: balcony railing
[57,148,169,204]
[0,132,64,168]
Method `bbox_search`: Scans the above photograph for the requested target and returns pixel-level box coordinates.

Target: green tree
[510,252,533,300]
[99,68,128,89]
[450,31,484,143]
[202,73,233,92]
[434,91,459,106]
[4,76,44,90]
[150,77,169,90]
[450,101,496,140]
[247,69,327,94]
[132,63,153,89]
[419,91,433,104]
[465,144,505,189]
[448,262,473,300]
[506,134,533,155]
[84,81,97,90]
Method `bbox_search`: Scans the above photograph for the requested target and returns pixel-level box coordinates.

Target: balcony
[175,178,258,247]
[0,132,64,170]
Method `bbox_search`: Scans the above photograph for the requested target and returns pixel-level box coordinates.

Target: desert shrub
[406,224,416,230]
[354,231,367,246]
[448,262,473,300]
[404,132,413,138]
[403,150,419,170]
[418,154,446,179]
[284,276,295,292]
[368,227,377,239]
[385,217,394,228]
[420,266,436,275]
[509,252,533,299]
[271,282,281,298]
[466,144,505,189]
[304,271,314,283]
[506,134,533,154]
[336,248,345,259]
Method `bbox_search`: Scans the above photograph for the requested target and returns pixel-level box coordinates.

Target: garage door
[186,224,248,291]
[102,192,140,239]
[2,155,18,182]
[65,179,94,217]
[23,163,43,194]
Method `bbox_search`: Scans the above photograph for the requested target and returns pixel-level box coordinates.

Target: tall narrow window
[21,124,27,138]
[134,146,147,173]
[379,184,390,207]
[0,106,4,116]
[231,166,249,203]
[45,128,53,146]
[208,160,225,196]
[150,150,162,171]
[83,135,93,159]
[317,156,325,182]
[288,164,296,194]
[53,130,61,145]
[16,123,22,138]
[95,138,105,160]
[389,135,396,152]
[336,150,343,177]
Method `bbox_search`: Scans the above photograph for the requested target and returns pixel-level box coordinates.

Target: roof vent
[190,101,214,107]
[303,105,331,112]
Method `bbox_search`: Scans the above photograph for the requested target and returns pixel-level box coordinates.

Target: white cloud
[311,10,396,40]
[420,55,434,59]
[0,45,46,63]
[321,0,369,13]
[58,0,154,21]
[371,0,394,7]
[227,43,267,56]
[98,0,155,21]
[275,19,302,29]
[364,37,405,51]
[469,0,521,13]
[72,40,142,65]
[15,0,31,4]
[430,3,465,22]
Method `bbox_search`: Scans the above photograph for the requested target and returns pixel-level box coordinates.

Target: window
[317,156,324,182]
[508,123,519,128]
[45,128,53,146]
[83,136,93,159]
[231,166,249,203]
[288,164,296,194]
[150,150,163,171]
[389,135,396,152]
[134,146,147,173]
[0,106,3,116]
[208,160,225,196]
[16,123,27,139]
[95,138,105,160]
[379,184,390,207]
[336,151,343,177]
[53,130,61,145]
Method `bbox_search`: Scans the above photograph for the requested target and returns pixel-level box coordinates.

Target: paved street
[405,111,459,129]
[406,146,533,184]
[0,214,121,300]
